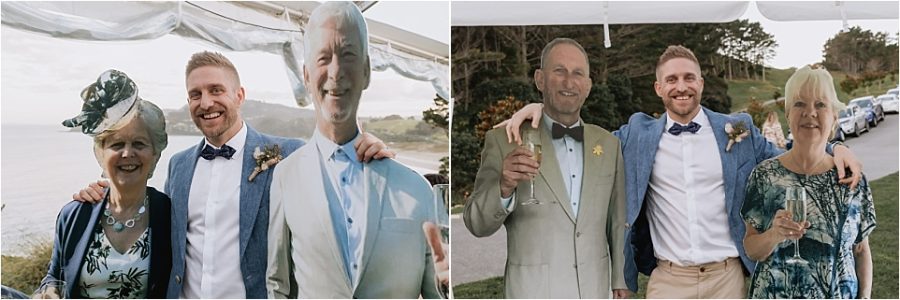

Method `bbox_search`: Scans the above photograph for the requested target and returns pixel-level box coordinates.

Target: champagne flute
[520,127,542,205]
[33,279,66,299]
[431,183,450,298]
[784,186,808,265]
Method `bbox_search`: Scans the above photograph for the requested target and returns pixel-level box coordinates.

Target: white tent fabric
[451,1,898,25]
[1,1,450,106]
[451,1,898,48]
[756,1,899,21]
[451,1,750,26]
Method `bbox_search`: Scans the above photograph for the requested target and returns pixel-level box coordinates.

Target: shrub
[1,238,53,295]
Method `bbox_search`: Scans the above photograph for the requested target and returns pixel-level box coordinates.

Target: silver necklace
[104,195,149,232]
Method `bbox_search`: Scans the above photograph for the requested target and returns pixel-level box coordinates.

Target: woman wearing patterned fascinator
[37,70,171,298]
[741,65,874,299]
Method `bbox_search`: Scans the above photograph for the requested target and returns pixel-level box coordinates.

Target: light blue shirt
[543,114,585,217]
[313,129,366,287]
[502,114,584,217]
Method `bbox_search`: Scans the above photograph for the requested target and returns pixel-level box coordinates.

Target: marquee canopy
[1,1,450,106]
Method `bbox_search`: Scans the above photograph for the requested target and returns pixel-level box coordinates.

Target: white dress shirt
[646,109,738,266]
[313,128,367,288]
[502,114,584,217]
[182,123,247,298]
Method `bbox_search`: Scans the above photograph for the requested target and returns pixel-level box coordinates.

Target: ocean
[1,124,443,255]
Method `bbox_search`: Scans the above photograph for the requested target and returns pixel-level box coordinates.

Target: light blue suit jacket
[164,125,303,298]
[267,142,440,299]
[614,107,782,292]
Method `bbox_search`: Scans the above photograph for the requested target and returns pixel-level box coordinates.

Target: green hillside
[728,68,898,112]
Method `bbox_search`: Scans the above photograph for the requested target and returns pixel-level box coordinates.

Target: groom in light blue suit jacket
[165,125,302,298]
[614,46,861,298]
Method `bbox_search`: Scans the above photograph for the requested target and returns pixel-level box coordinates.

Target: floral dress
[78,223,151,298]
[741,158,876,299]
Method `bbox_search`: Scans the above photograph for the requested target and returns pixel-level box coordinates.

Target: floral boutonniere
[592,144,604,156]
[248,144,283,182]
[724,121,749,152]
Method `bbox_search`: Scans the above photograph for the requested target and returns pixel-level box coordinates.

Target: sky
[0,1,449,125]
[740,2,898,69]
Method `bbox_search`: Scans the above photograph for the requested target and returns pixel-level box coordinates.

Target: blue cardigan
[42,187,171,298]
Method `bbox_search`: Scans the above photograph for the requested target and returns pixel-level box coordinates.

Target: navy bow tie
[668,122,701,136]
[551,123,584,141]
[200,144,236,160]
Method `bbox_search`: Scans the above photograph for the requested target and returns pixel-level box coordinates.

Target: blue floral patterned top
[741,158,875,299]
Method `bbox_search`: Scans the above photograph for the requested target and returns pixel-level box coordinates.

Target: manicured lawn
[452,173,899,298]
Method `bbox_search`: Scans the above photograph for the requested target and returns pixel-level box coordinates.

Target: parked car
[877,94,899,113]
[849,96,882,127]
[870,95,886,121]
[838,105,869,137]
[888,87,898,98]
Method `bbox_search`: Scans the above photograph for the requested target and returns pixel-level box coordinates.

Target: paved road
[450,114,899,286]
[451,214,507,285]
[842,113,899,180]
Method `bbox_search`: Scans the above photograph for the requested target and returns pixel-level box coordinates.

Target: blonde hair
[784,65,845,118]
[765,110,779,124]
[93,100,168,178]
[185,51,240,85]
[783,65,845,140]
[656,45,700,79]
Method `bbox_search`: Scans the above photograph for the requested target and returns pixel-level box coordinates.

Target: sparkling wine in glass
[521,127,542,205]
[784,186,808,265]
[33,279,66,299]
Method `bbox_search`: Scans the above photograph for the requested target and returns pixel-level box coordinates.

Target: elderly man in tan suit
[464,38,629,299]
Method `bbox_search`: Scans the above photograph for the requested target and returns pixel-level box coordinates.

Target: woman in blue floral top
[741,65,875,299]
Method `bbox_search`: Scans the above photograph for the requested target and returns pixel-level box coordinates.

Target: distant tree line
[451,20,777,202]
[824,26,899,95]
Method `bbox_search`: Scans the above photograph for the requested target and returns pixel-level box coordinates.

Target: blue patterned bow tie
[200,144,236,160]
[668,122,701,136]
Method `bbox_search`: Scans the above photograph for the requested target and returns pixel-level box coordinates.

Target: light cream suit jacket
[464,119,627,298]
[267,143,440,299]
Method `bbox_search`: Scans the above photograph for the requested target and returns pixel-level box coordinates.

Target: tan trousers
[645,257,747,299]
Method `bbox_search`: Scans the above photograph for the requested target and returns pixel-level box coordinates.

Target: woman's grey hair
[93,99,168,178]
[304,1,369,64]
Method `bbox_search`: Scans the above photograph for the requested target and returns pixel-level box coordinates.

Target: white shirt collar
[204,122,247,153]
[665,108,710,133]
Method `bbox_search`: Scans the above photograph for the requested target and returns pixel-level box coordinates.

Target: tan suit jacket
[267,143,440,299]
[464,119,627,298]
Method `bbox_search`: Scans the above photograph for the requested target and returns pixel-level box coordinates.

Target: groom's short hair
[185,51,241,86]
[656,45,700,78]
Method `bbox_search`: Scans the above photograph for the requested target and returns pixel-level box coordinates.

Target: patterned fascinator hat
[62,69,139,135]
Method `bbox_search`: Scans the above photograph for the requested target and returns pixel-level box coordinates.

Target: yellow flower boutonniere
[248,144,283,182]
[725,121,749,152]
[592,145,604,156]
